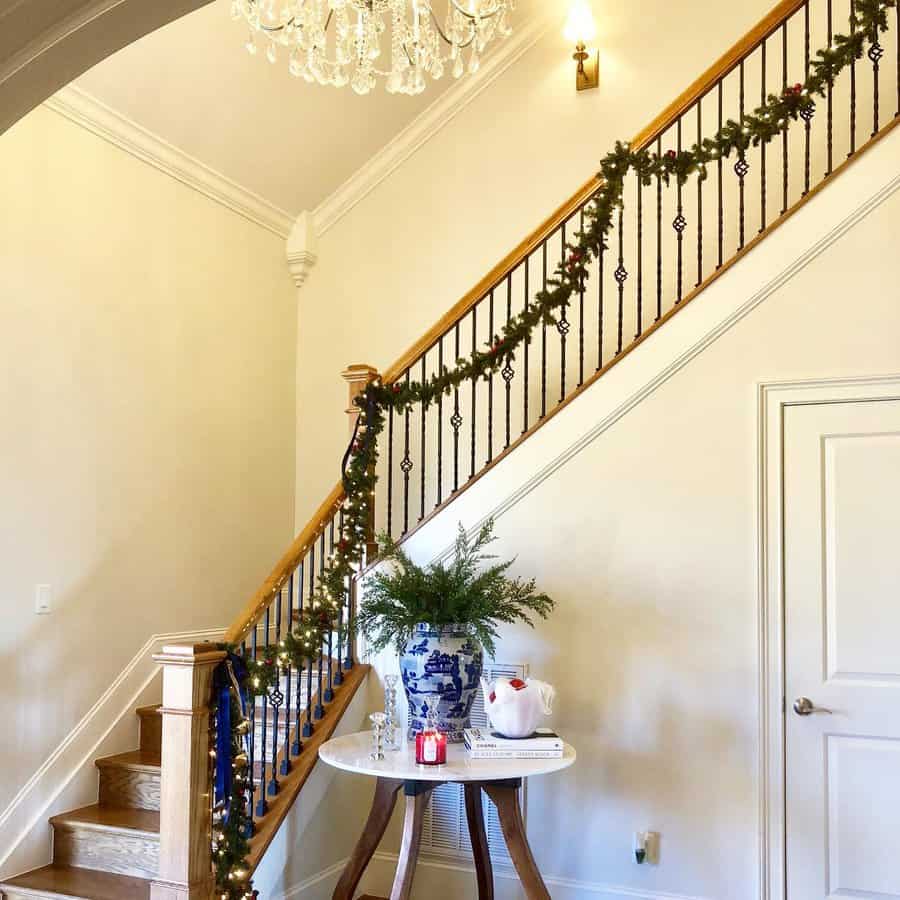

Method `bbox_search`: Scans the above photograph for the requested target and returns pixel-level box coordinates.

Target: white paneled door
[784,399,900,899]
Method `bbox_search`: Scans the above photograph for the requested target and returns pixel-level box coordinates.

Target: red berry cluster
[784,82,804,97]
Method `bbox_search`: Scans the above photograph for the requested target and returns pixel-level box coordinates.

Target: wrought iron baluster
[783,21,790,212]
[293,559,304,754]
[850,8,857,155]
[334,510,344,687]
[314,532,326,721]
[636,171,644,336]
[436,337,444,507]
[558,224,569,403]
[256,605,270,815]
[452,323,461,491]
[267,590,282,796]
[343,521,355,671]
[870,19,883,134]
[248,628,258,827]
[281,570,294,774]
[419,355,426,521]
[578,211,585,384]
[401,370,412,534]
[696,99,704,286]
[503,274,514,446]
[487,291,494,463]
[386,404,394,537]
[615,208,627,354]
[656,135,663,316]
[541,242,548,417]
[522,260,530,434]
[803,1,811,195]
[761,39,768,231]
[470,307,477,478]
[736,60,748,250]
[323,520,336,703]
[597,237,606,368]
[826,0,834,175]
[717,82,724,267]
[303,545,315,738]
[675,116,685,301]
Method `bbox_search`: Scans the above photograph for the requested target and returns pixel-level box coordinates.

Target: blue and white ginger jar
[400,623,483,743]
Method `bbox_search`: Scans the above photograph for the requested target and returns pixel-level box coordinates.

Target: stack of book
[463,727,564,759]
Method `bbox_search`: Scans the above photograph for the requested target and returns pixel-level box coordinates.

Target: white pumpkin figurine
[481,676,555,738]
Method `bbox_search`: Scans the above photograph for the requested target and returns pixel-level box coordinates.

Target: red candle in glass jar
[415,728,447,766]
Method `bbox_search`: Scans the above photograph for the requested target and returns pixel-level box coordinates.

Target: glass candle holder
[383,674,401,751]
[415,726,447,766]
[369,712,386,761]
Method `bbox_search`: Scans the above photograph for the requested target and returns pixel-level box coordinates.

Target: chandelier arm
[441,0,505,22]
[424,5,476,48]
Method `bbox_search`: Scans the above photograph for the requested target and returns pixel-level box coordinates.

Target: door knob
[793,697,832,716]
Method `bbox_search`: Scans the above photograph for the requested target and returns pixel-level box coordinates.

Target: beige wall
[0,106,296,813]
[294,0,777,526]
[352,142,899,900]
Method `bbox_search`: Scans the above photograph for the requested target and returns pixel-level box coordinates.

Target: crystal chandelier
[232,1,515,96]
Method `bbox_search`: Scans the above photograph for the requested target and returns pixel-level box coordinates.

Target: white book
[465,748,565,760]
[464,727,564,751]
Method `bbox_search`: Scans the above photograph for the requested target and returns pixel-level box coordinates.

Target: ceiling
[73,0,546,218]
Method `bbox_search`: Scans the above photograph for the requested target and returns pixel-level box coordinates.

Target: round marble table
[319,731,576,900]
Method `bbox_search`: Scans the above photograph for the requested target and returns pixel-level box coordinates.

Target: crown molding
[44,84,294,238]
[312,12,553,237]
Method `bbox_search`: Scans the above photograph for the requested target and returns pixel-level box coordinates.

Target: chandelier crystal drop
[231,0,515,96]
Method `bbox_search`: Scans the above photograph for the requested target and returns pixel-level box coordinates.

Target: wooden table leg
[333,777,403,900]
[483,781,551,900]
[390,782,435,900]
[464,784,494,900]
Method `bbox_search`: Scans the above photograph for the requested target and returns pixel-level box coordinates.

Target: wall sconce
[564,0,599,92]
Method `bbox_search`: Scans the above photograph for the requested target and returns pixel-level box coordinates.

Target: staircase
[1,0,897,897]
[1,706,162,899]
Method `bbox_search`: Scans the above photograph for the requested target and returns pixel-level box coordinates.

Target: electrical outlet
[634,831,660,864]
[35,584,52,615]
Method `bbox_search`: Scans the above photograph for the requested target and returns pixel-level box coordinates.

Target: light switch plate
[35,584,52,615]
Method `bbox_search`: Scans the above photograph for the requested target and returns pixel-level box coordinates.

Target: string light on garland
[210,2,895,896]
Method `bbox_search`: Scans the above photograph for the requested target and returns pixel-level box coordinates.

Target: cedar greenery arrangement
[358,520,554,655]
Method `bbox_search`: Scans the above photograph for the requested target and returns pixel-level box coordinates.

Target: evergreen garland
[211,2,894,895]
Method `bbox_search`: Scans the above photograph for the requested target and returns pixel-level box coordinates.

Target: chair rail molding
[756,373,900,900]
[287,211,319,289]
[0,626,225,880]
[44,85,294,238]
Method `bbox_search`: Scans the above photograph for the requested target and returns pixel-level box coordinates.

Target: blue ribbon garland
[213,652,250,823]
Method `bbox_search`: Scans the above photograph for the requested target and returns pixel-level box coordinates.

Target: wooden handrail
[381,0,806,384]
[224,0,810,648]
[224,483,345,645]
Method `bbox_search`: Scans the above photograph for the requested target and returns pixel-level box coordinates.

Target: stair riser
[138,713,161,756]
[53,826,158,880]
[98,767,161,812]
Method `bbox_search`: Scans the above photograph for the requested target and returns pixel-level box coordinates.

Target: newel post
[341,364,380,565]
[150,643,227,900]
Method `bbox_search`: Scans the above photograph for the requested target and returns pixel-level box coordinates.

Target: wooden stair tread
[95,750,161,773]
[49,805,159,837]
[134,706,160,718]
[0,865,151,900]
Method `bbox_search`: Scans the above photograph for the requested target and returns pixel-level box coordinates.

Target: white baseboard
[0,626,225,878]
[277,851,713,900]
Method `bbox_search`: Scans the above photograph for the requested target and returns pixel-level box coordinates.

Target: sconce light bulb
[564,0,597,44]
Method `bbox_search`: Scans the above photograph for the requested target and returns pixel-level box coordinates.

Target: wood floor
[0,706,161,900]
